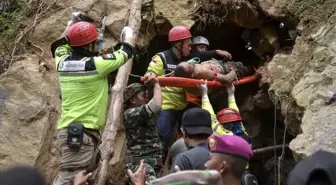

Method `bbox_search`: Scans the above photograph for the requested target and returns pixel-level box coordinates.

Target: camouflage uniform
[124,83,163,184]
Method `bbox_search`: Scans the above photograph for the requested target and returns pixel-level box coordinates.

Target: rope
[186,57,201,64]
[278,118,287,185]
[129,69,175,78]
[273,101,277,185]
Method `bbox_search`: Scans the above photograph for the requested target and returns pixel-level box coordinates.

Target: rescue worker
[192,36,210,52]
[200,81,258,185]
[190,36,232,60]
[170,107,213,173]
[144,25,192,161]
[52,13,136,185]
[145,26,237,161]
[199,81,250,142]
[123,75,163,184]
[190,36,232,61]
[205,134,254,185]
[170,138,188,164]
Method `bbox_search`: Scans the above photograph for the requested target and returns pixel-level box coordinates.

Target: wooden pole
[94,0,144,184]
[252,144,289,157]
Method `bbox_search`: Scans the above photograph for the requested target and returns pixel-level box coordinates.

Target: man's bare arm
[144,76,162,115]
[152,82,162,109]
[192,67,237,84]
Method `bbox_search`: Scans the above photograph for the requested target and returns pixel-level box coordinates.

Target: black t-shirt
[170,142,209,173]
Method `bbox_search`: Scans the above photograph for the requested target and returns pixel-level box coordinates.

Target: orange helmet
[168,26,192,42]
[67,21,99,47]
[217,108,242,124]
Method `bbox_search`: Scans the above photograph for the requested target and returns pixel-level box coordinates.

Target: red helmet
[67,22,99,47]
[217,108,242,124]
[168,26,192,42]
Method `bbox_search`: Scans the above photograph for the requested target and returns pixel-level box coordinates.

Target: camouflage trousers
[125,156,163,185]
[222,61,254,77]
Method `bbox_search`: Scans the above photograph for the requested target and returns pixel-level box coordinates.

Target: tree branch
[94,0,144,184]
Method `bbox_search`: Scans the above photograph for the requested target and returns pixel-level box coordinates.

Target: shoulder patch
[152,59,157,63]
[102,53,116,60]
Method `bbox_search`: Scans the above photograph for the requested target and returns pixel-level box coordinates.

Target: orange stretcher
[140,75,258,88]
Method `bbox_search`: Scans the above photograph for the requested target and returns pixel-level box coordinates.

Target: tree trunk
[94,0,144,184]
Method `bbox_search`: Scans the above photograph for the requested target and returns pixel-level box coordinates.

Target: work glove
[198,79,208,97]
[67,12,82,26]
[120,26,136,45]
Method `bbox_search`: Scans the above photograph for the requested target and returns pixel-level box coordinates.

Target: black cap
[182,107,213,135]
[287,150,336,185]
[0,166,45,185]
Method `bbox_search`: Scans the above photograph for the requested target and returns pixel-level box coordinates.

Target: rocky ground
[0,0,335,184]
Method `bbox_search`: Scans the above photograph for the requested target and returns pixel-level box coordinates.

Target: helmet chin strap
[173,41,185,59]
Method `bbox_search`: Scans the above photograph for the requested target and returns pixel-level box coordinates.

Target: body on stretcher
[140,75,258,88]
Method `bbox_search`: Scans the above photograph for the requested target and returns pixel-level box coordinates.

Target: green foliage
[0,11,24,43]
[0,0,32,47]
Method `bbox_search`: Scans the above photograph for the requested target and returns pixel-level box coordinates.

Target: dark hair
[174,64,190,78]
[171,40,184,47]
[230,157,248,179]
[70,41,98,59]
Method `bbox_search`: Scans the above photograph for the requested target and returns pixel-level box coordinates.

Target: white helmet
[192,36,209,46]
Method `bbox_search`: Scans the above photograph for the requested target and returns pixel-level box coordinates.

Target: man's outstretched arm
[144,75,162,117]
[125,77,162,122]
[199,81,234,135]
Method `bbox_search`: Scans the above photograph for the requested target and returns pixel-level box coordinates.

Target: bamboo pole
[94,0,144,184]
